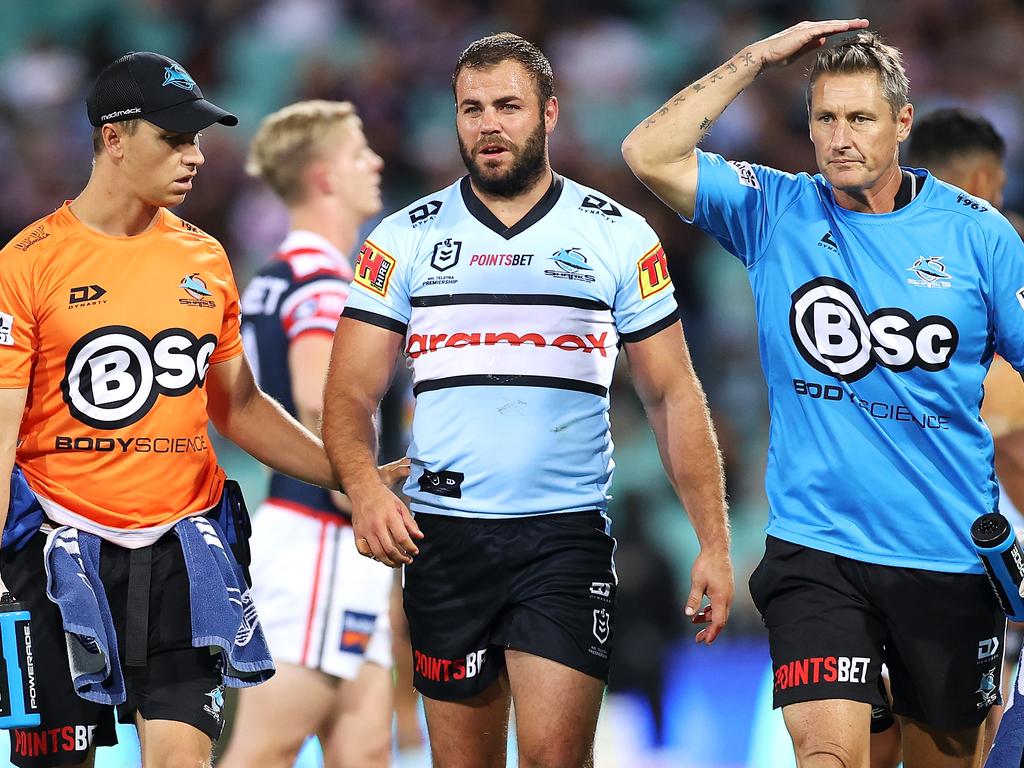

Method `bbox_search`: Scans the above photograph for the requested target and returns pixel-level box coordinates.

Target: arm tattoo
[692,82,705,92]
[658,106,670,116]
[699,117,711,135]
[743,52,755,67]
[644,118,657,128]
[710,71,723,83]
[672,95,686,105]
[726,61,737,74]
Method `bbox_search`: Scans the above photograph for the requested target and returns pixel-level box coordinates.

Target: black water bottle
[971,512,1024,622]
[0,592,40,728]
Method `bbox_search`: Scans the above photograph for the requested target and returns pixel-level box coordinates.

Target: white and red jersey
[240,230,352,516]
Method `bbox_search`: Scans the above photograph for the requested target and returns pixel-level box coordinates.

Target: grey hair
[806,31,909,118]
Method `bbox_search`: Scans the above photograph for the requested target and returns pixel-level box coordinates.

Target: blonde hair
[246,100,360,203]
[807,32,909,119]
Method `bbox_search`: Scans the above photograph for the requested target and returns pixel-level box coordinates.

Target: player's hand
[685,545,733,645]
[352,482,423,568]
[332,459,409,515]
[378,457,411,490]
[746,19,869,70]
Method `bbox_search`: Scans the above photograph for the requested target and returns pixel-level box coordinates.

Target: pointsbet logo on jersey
[61,325,217,428]
[179,274,216,308]
[789,277,958,381]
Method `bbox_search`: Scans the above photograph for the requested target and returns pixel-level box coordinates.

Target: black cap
[86,52,237,132]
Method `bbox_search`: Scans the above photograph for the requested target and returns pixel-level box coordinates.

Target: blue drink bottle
[0,592,40,728]
[972,512,1024,622]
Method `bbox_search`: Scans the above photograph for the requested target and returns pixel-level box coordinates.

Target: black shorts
[749,536,1006,731]
[3,529,224,767]
[403,511,616,701]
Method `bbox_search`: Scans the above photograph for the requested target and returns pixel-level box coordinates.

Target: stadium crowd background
[1,0,1022,764]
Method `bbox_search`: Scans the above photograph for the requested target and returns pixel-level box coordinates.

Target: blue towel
[172,516,275,686]
[986,644,1024,767]
[43,527,125,705]
[4,466,45,553]
[42,516,275,707]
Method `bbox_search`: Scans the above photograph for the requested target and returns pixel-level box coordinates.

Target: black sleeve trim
[619,308,680,343]
[341,307,408,335]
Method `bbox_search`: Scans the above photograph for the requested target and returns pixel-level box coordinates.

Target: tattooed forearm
[710,71,723,83]
[726,61,738,73]
[692,82,705,92]
[743,51,755,67]
[699,117,711,135]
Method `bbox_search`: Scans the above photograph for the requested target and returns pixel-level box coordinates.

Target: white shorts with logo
[249,501,393,679]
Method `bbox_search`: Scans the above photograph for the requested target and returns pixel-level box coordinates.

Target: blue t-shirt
[689,149,1024,573]
[344,174,678,518]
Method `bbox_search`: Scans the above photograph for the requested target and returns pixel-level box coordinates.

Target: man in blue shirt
[321,33,733,768]
[623,19,1024,768]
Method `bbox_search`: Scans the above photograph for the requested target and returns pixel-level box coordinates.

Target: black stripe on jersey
[413,374,607,397]
[341,307,408,334]
[460,174,564,240]
[619,309,679,343]
[410,293,610,311]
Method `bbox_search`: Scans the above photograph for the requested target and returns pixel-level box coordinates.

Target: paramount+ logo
[789,277,958,382]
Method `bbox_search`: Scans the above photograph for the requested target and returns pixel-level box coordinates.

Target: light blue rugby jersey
[688,149,1024,573]
[344,174,678,518]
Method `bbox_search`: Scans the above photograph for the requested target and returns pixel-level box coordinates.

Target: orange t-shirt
[0,203,243,529]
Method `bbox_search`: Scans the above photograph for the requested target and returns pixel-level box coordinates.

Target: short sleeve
[0,251,38,387]
[342,222,411,334]
[210,249,244,364]
[990,217,1024,370]
[613,219,679,342]
[687,149,799,268]
[281,277,349,341]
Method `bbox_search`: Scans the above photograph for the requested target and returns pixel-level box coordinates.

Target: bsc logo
[789,277,958,382]
[61,326,217,429]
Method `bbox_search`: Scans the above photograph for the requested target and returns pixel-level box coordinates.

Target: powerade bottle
[971,512,1024,622]
[0,592,40,728]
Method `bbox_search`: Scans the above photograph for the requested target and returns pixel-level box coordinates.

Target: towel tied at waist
[43,516,275,706]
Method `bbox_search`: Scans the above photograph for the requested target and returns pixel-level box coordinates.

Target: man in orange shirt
[0,52,357,768]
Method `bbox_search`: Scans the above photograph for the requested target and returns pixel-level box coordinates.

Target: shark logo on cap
[162,65,196,91]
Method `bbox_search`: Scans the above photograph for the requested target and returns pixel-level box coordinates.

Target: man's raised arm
[621,19,868,219]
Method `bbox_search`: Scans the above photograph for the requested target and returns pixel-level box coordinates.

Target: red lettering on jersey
[637,243,671,299]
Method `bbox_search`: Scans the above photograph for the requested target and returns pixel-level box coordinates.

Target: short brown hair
[452,33,554,104]
[91,119,140,155]
[807,31,909,118]
[246,100,360,204]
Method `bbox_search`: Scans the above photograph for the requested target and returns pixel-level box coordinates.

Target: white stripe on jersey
[279,278,350,320]
[406,302,617,389]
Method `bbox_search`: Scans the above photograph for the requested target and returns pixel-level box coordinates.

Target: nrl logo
[592,609,610,644]
[430,238,462,272]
